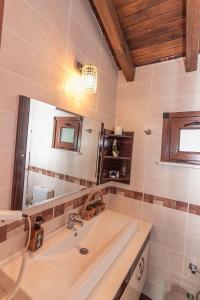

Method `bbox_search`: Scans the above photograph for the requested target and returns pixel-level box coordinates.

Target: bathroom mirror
[11,96,103,210]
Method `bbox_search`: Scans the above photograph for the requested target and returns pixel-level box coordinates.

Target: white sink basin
[1,209,138,300]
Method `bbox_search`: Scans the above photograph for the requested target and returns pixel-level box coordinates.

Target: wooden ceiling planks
[89,0,200,81]
[117,0,186,67]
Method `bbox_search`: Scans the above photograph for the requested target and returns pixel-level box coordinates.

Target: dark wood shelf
[100,129,134,185]
[102,177,130,182]
[104,155,131,160]
[104,134,133,139]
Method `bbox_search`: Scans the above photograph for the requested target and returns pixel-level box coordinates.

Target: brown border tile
[73,197,85,209]
[29,165,96,188]
[54,204,65,218]
[0,225,7,243]
[7,220,24,232]
[189,203,200,216]
[143,193,153,204]
[124,190,143,200]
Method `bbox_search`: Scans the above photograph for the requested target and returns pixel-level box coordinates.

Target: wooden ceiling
[89,0,200,81]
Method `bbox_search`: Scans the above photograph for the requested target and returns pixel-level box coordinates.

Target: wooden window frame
[52,117,83,151]
[161,111,200,165]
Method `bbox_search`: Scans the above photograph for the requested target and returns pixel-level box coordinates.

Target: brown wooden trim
[89,0,135,82]
[0,0,4,48]
[160,113,171,162]
[96,122,104,185]
[11,96,30,210]
[161,111,200,164]
[140,294,152,300]
[185,0,200,72]
[167,111,200,118]
[113,233,150,300]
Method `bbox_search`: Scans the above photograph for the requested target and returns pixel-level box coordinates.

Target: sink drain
[79,248,89,255]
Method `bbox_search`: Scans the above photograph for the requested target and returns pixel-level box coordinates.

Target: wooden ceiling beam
[89,0,135,82]
[185,0,200,72]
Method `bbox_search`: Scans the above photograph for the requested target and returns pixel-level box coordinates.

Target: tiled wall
[115,58,200,300]
[0,0,118,210]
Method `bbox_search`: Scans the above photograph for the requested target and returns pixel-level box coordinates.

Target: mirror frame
[11,96,104,210]
[0,0,4,48]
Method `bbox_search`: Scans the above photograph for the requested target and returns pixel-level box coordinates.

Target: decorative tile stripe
[0,186,110,243]
[1,184,200,245]
[0,225,7,243]
[110,186,192,214]
[54,204,65,218]
[144,193,188,212]
[189,204,200,216]
[28,165,96,188]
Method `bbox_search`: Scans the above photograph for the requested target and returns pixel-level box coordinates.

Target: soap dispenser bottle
[28,216,44,251]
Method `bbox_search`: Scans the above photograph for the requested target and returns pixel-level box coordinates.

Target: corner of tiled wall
[114,56,200,300]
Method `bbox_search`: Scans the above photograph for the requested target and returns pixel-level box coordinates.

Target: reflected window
[52,116,82,151]
[60,127,75,143]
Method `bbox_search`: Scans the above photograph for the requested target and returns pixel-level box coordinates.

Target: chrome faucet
[67,213,84,230]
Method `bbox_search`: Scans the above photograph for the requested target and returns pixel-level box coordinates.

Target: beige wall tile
[151,225,186,254]
[25,0,69,35]
[185,235,200,261]
[150,73,198,100]
[108,194,142,219]
[4,0,68,65]
[0,151,14,190]
[143,202,187,233]
[115,56,200,299]
[0,29,66,94]
[0,111,17,150]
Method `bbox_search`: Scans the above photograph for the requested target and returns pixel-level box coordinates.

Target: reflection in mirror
[179,129,200,152]
[12,97,103,209]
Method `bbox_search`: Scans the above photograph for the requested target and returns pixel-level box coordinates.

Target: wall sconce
[75,62,98,94]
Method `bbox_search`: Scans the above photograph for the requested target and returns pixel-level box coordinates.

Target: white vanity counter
[0,210,152,300]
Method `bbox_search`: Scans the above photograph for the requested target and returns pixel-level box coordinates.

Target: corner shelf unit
[100,129,134,184]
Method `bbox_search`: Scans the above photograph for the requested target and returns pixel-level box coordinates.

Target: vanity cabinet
[114,239,150,300]
[120,243,149,300]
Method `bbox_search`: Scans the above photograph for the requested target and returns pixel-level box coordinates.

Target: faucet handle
[69,212,80,220]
